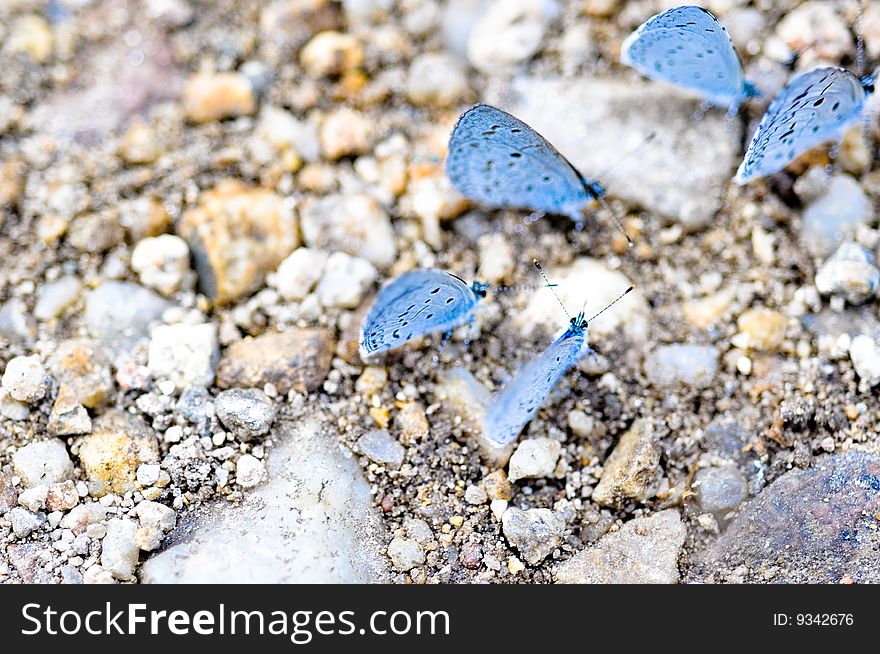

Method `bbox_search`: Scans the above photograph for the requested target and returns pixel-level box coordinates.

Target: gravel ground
[2,0,880,584]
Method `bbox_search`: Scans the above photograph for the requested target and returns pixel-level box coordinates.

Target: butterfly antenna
[533,259,571,320]
[857,0,866,79]
[585,286,634,324]
[493,282,559,294]
[595,195,633,248]
[597,132,657,181]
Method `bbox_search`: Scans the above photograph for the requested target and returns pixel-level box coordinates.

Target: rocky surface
[1,0,879,586]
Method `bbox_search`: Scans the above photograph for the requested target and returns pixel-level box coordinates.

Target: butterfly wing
[360,270,480,356]
[736,67,867,183]
[621,5,745,107]
[483,326,586,447]
[446,104,597,223]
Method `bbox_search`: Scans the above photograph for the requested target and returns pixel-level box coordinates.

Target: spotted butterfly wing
[482,320,587,447]
[446,104,603,224]
[360,269,484,357]
[736,67,870,184]
[621,5,754,109]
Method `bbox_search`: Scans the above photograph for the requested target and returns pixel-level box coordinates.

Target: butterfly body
[446,104,603,224]
[736,67,873,184]
[622,5,757,111]
[360,269,488,357]
[483,314,589,447]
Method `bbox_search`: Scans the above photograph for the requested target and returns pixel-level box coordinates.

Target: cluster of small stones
[1,0,880,585]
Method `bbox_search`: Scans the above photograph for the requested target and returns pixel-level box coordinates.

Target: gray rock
[693,466,748,517]
[0,469,18,513]
[34,276,82,320]
[467,0,559,73]
[644,344,719,389]
[0,298,35,344]
[815,241,879,305]
[299,193,396,268]
[501,507,565,565]
[801,175,872,256]
[84,281,171,349]
[6,542,53,583]
[61,565,84,584]
[8,507,46,538]
[698,452,880,583]
[356,429,405,468]
[12,439,74,488]
[387,537,425,572]
[215,388,276,440]
[500,76,741,230]
[60,503,109,534]
[556,509,685,584]
[140,419,389,583]
[176,386,213,428]
[101,518,140,581]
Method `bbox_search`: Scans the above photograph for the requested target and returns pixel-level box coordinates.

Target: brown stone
[216,329,333,394]
[181,73,256,124]
[180,180,299,304]
[48,383,92,436]
[592,418,659,507]
[47,340,114,409]
[46,480,80,512]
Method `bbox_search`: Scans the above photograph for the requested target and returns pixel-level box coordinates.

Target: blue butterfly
[736,67,874,184]
[360,269,489,357]
[445,104,605,227]
[482,281,633,448]
[621,5,759,112]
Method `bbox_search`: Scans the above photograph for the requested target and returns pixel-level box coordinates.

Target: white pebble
[508,438,561,482]
[315,252,377,309]
[130,234,191,296]
[2,355,49,403]
[236,454,267,488]
[269,247,328,302]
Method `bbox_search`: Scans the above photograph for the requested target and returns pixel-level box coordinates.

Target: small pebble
[735,308,788,352]
[387,537,425,572]
[357,429,405,468]
[12,439,74,488]
[130,235,191,296]
[508,438,561,482]
[101,519,140,581]
[2,355,49,403]
[315,252,377,309]
[34,276,82,320]
[269,247,328,302]
[215,388,276,440]
[501,507,564,565]
[815,241,879,305]
[182,72,257,124]
[147,322,218,388]
[300,31,364,78]
[467,0,559,73]
[406,52,469,107]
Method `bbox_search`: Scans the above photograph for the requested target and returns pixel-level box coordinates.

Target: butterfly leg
[692,100,711,122]
[524,209,546,225]
[431,329,455,368]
